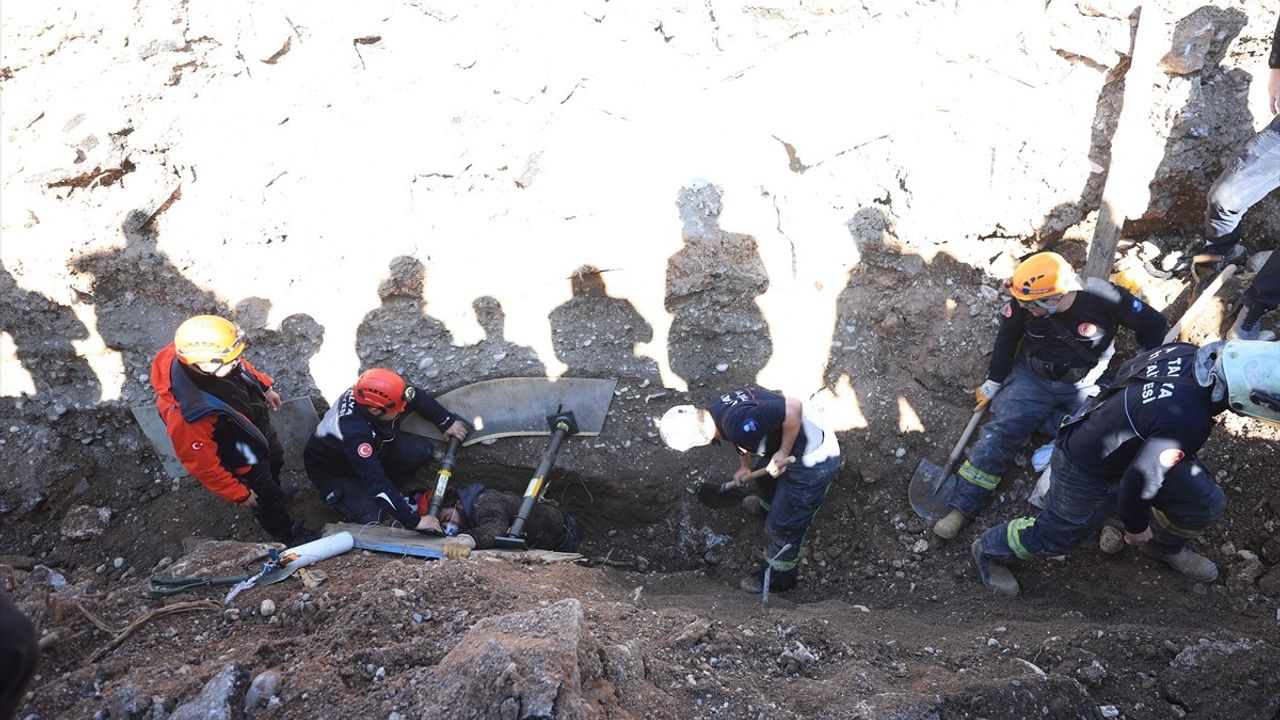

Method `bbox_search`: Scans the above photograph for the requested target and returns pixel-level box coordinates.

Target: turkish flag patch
[191,441,204,451]
[1158,448,1184,468]
[1076,322,1099,338]
[357,442,374,458]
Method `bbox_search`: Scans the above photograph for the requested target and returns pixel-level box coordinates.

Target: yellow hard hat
[1010,252,1083,302]
[174,315,245,369]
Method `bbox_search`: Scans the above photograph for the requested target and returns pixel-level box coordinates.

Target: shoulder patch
[1076,322,1099,338]
[741,419,758,434]
[191,441,204,451]
[1002,303,1012,318]
[1131,298,1144,313]
[1158,448,1184,468]
[357,442,374,458]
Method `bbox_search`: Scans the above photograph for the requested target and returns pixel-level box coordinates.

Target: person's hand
[416,514,442,533]
[765,451,792,478]
[443,534,476,559]
[237,489,259,509]
[975,379,1002,407]
[1268,68,1280,116]
[443,420,469,442]
[265,389,283,411]
[731,467,752,485]
[1124,527,1152,546]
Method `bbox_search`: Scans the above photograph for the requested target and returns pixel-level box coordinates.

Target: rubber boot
[971,539,1019,596]
[1227,304,1276,341]
[1139,545,1218,583]
[933,509,970,540]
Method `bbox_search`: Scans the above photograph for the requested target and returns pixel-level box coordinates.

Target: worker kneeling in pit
[660,388,841,594]
[972,340,1279,597]
[417,483,582,559]
[304,368,468,533]
[934,251,1167,541]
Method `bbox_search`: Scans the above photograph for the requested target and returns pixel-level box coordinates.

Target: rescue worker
[933,252,1167,540]
[1165,13,1280,341]
[419,483,581,558]
[659,388,841,594]
[303,368,468,532]
[0,591,38,720]
[972,340,1280,596]
[150,315,307,545]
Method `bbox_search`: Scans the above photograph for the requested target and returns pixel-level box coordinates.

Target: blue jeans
[979,450,1225,564]
[949,356,1097,517]
[751,454,840,582]
[1204,113,1280,310]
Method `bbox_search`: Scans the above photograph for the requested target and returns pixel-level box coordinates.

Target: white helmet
[659,405,716,452]
[1220,340,1280,424]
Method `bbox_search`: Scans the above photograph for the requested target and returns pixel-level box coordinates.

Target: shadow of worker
[465,295,545,381]
[356,255,458,387]
[233,296,327,411]
[69,210,225,404]
[549,265,660,384]
[0,258,101,410]
[665,183,771,390]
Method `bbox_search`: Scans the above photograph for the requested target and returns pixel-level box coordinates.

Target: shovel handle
[937,404,988,481]
[726,456,796,491]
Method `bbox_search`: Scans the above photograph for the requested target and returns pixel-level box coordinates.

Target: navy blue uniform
[304,384,455,528]
[980,343,1227,565]
[709,388,840,591]
[949,278,1167,518]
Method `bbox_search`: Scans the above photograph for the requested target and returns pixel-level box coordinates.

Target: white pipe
[281,532,354,570]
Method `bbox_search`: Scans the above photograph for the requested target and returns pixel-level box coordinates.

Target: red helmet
[353,368,414,415]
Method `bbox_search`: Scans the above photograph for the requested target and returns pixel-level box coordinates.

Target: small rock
[911,539,929,554]
[1098,706,1120,719]
[894,448,906,458]
[113,557,124,569]
[244,669,282,710]
[260,599,276,617]
[714,363,729,373]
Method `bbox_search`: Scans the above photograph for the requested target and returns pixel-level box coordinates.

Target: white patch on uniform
[235,442,259,465]
[1076,322,1099,338]
[357,442,373,458]
[1159,448,1184,468]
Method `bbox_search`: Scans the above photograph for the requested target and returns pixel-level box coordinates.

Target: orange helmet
[1010,252,1083,302]
[174,315,245,376]
[353,368,414,414]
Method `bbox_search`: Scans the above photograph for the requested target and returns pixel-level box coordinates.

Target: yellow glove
[443,534,476,559]
[975,379,1002,407]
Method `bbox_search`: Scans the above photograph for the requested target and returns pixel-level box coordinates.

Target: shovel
[696,456,795,509]
[908,400,989,519]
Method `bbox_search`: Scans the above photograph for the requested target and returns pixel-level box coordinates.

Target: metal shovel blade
[695,481,749,509]
[908,459,958,519]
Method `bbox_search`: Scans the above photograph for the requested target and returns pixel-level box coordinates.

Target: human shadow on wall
[826,206,993,484]
[468,295,545,380]
[0,258,101,410]
[665,183,771,391]
[233,297,326,410]
[548,264,660,384]
[69,210,225,404]
[356,255,457,389]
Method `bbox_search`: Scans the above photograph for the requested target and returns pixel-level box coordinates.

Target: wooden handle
[728,456,796,489]
[938,404,989,480]
[1166,265,1236,343]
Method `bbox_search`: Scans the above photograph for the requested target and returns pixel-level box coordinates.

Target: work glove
[443,534,476,559]
[975,379,1002,407]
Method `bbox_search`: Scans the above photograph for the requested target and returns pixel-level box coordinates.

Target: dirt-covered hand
[765,452,791,477]
[1124,527,1152,546]
[443,420,469,442]
[444,534,476,559]
[265,389,283,411]
[237,489,259,509]
[416,514,442,534]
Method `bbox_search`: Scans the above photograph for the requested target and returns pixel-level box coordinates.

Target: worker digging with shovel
[660,388,841,594]
[929,252,1167,541]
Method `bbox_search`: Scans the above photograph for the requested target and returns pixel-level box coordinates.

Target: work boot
[287,522,322,547]
[1139,545,1218,583]
[1227,305,1276,341]
[741,495,768,520]
[971,539,1019,596]
[933,509,970,540]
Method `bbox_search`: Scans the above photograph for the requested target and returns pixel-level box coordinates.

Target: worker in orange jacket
[150,315,307,544]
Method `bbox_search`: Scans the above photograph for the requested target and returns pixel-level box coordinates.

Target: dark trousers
[0,591,38,720]
[241,430,292,544]
[752,454,839,585]
[981,450,1226,564]
[311,432,437,524]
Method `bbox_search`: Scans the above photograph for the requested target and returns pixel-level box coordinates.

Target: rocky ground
[4,1,1280,719]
